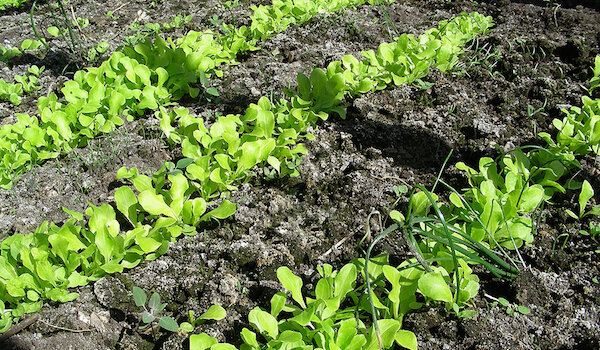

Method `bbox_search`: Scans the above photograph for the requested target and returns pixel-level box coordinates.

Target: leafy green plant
[0,78,23,105]
[565,180,600,219]
[0,0,26,10]
[72,17,90,29]
[539,94,600,160]
[179,305,227,333]
[579,222,600,239]
[105,11,118,20]
[132,286,179,334]
[452,152,549,250]
[0,45,20,63]
[86,41,110,62]
[487,295,531,316]
[162,15,192,31]
[589,56,600,94]
[190,260,419,350]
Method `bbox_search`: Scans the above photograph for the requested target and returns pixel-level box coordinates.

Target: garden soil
[0,0,599,349]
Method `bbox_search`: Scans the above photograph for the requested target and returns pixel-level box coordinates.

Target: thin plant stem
[30,0,51,52]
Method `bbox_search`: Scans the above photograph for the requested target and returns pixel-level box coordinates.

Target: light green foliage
[249,0,395,41]
[0,0,491,189]
[86,41,110,62]
[565,180,600,219]
[162,15,192,31]
[72,17,90,29]
[0,45,22,63]
[190,257,472,350]
[0,66,43,105]
[539,59,600,159]
[0,6,494,338]
[0,79,23,105]
[179,305,227,333]
[124,14,192,46]
[453,152,547,249]
[0,0,26,10]
[588,54,599,94]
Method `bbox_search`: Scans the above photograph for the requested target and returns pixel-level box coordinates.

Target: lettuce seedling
[565,180,600,219]
[179,305,226,333]
[132,286,179,334]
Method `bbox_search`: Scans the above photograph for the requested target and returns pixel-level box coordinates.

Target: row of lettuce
[186,56,600,350]
[0,0,396,189]
[0,0,25,11]
[0,10,494,346]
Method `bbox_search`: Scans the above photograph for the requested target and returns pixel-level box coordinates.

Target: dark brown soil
[0,0,599,349]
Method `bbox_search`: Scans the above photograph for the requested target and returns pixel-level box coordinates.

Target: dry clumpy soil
[1,0,599,349]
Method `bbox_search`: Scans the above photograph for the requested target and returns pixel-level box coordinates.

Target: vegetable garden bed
[0,0,599,349]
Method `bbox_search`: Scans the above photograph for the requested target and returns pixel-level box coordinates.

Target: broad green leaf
[26,290,40,302]
[315,278,332,301]
[108,90,125,116]
[47,27,60,37]
[238,139,275,171]
[248,308,278,339]
[141,312,154,325]
[35,260,56,285]
[579,180,594,217]
[518,185,544,213]
[158,317,179,332]
[418,272,452,303]
[278,330,302,342]
[277,266,306,308]
[67,271,88,288]
[190,333,218,350]
[382,265,401,317]
[336,318,359,348]
[138,190,177,219]
[241,328,259,347]
[169,173,189,200]
[377,319,401,348]
[201,200,236,220]
[94,229,114,264]
[101,261,124,274]
[135,235,162,254]
[389,210,405,223]
[297,72,311,99]
[148,292,163,311]
[267,156,280,173]
[115,186,138,224]
[333,263,357,298]
[395,330,418,350]
[50,111,72,140]
[199,305,226,320]
[133,286,147,307]
[180,322,194,333]
[409,191,437,216]
[183,198,207,224]
[517,305,531,315]
[270,292,286,317]
[210,344,236,350]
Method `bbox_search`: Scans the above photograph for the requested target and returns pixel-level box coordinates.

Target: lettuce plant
[0,45,21,63]
[0,79,23,105]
